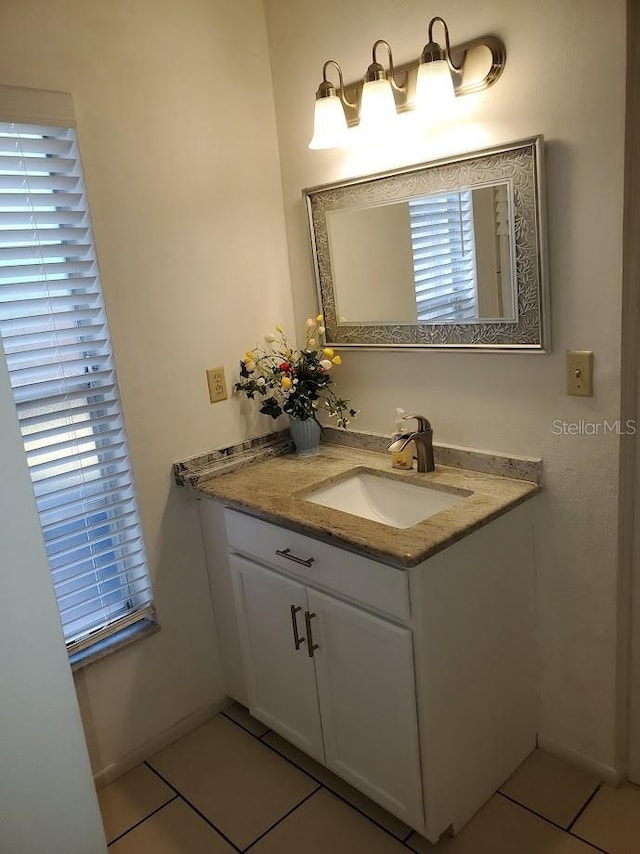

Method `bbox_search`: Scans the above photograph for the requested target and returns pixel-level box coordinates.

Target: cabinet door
[308,588,424,828]
[230,555,324,761]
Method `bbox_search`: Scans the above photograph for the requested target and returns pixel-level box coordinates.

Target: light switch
[206,366,228,403]
[566,350,593,397]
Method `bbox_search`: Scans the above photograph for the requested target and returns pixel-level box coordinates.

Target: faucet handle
[403,413,432,432]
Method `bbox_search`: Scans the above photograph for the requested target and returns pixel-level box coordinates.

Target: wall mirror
[304,136,548,351]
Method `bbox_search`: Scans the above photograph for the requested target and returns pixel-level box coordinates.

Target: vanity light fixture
[309,15,506,148]
[358,40,407,134]
[308,60,355,150]
[414,16,458,115]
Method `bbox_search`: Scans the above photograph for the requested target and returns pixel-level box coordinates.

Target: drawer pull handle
[290,605,306,651]
[276,548,315,568]
[304,611,319,658]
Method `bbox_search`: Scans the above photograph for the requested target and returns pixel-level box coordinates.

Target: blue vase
[289,416,321,456]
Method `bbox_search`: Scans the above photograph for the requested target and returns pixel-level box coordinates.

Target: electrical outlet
[566,350,594,397]
[206,366,228,403]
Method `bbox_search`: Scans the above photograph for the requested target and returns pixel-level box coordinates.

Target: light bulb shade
[308,95,349,149]
[358,78,397,132]
[415,58,455,116]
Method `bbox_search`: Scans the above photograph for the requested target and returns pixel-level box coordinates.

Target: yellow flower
[316,313,324,323]
[332,355,342,365]
[281,376,292,389]
[322,347,334,358]
[285,347,293,358]
[245,350,254,362]
[275,324,283,333]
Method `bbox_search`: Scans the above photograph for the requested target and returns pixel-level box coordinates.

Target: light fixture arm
[366,39,407,93]
[425,16,463,72]
[317,59,356,110]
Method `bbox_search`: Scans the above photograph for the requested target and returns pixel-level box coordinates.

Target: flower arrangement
[234,315,358,429]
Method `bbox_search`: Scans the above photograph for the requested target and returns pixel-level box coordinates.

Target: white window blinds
[0,121,153,656]
[408,191,478,322]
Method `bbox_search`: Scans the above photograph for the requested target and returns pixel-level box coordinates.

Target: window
[408,190,478,321]
[0,119,154,658]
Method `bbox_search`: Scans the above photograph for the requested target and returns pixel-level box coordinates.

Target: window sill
[70,618,160,672]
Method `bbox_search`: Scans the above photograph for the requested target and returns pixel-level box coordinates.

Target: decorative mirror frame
[304,136,549,351]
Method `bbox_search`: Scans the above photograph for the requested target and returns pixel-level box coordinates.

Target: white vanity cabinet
[230,556,325,762]
[307,587,423,827]
[230,539,425,829]
[198,498,537,844]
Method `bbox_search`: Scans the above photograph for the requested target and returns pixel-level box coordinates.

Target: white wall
[0,344,106,851]
[0,0,294,779]
[264,0,627,774]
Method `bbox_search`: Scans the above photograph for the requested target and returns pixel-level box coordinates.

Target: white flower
[245,360,256,373]
[308,338,316,348]
[306,318,315,328]
[318,326,325,335]
[264,333,275,343]
[320,359,332,371]
[293,378,299,384]
[257,377,266,385]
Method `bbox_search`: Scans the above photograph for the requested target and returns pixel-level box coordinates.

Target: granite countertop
[193,444,540,568]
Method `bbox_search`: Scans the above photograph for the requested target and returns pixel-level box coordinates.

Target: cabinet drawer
[224,509,410,623]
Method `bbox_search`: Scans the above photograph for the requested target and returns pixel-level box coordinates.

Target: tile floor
[97,703,640,853]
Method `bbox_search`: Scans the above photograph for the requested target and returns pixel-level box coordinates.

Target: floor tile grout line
[308,782,416,848]
[221,709,270,740]
[105,794,178,847]
[241,784,322,852]
[144,761,243,853]
[567,783,602,830]
[222,711,414,844]
[497,791,577,833]
[569,832,611,854]
[221,713,322,784]
[496,792,609,853]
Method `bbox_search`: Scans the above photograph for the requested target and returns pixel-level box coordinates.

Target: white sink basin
[305,470,468,529]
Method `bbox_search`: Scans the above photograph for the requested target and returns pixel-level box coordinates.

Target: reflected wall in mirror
[304,137,548,351]
[327,183,515,324]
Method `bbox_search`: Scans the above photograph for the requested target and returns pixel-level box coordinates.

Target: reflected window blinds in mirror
[304,137,549,351]
[326,184,514,324]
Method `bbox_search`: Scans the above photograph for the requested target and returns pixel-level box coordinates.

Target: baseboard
[537,733,626,786]
[93,698,230,789]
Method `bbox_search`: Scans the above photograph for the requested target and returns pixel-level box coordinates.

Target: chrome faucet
[388,413,435,473]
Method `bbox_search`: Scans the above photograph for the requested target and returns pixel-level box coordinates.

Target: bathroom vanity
[189,443,540,844]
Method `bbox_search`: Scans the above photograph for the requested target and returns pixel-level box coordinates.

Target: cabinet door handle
[304,611,319,658]
[290,605,306,651]
[276,548,315,568]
